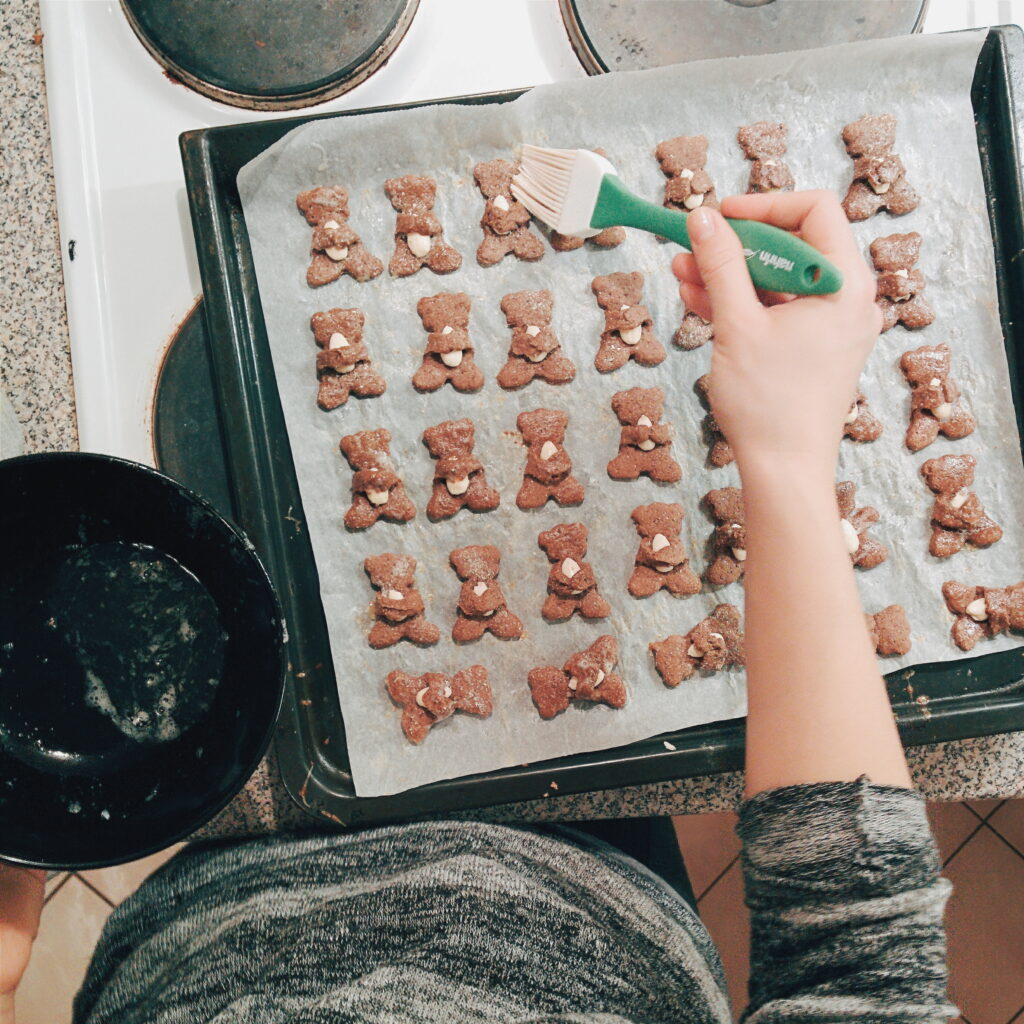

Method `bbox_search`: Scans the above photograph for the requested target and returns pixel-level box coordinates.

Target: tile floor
[14,800,1024,1023]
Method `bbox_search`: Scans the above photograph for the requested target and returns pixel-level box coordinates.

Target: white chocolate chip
[336,363,355,374]
[472,582,488,596]
[440,350,464,368]
[441,325,454,335]
[593,670,605,688]
[933,402,953,422]
[481,609,496,617]
[731,546,747,562]
[679,168,694,180]
[415,687,429,708]
[567,677,578,691]
[655,563,674,574]
[443,684,453,698]
[562,558,581,579]
[651,533,670,553]
[526,351,548,362]
[323,219,340,230]
[525,325,541,337]
[637,439,656,452]
[683,192,705,210]
[406,232,432,258]
[539,441,558,461]
[619,325,643,346]
[966,597,988,622]
[844,403,859,425]
[894,268,908,278]
[869,180,891,194]
[950,489,970,510]
[366,488,389,506]
[325,245,349,262]
[329,332,349,349]
[385,589,404,601]
[763,159,776,167]
[929,377,941,387]
[493,194,510,211]
[709,632,724,643]
[637,415,653,427]
[840,518,860,554]
[446,476,470,496]
[620,304,630,311]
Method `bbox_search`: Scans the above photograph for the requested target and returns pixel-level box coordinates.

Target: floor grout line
[72,872,117,909]
[696,853,739,904]
[942,819,988,869]
[963,799,1007,824]
[978,820,1024,864]
[43,872,71,906]
[1005,1002,1024,1024]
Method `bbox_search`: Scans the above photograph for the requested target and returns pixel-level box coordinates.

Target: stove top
[38,0,1009,465]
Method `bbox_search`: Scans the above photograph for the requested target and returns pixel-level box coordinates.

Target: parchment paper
[238,29,1024,798]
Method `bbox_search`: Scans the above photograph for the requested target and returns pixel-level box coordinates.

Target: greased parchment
[238,29,1024,797]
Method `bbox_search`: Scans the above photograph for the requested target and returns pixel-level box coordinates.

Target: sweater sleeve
[736,778,957,1022]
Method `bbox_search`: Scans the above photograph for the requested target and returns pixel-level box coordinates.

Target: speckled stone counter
[3,0,1023,841]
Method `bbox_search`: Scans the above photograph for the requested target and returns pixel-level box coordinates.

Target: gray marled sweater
[73,780,955,1023]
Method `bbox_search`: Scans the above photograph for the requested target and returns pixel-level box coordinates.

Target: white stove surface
[40,0,1021,464]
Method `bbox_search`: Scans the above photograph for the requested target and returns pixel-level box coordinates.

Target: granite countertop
[2,0,1023,842]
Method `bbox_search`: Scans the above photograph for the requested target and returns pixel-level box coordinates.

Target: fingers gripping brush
[512,146,843,296]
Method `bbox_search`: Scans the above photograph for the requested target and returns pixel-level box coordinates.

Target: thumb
[687,207,761,323]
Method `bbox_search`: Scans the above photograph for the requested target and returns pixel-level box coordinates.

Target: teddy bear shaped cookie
[449,545,524,643]
[295,185,383,287]
[942,579,1024,651]
[920,454,1002,558]
[422,418,499,521]
[339,428,416,530]
[608,387,681,484]
[548,149,626,251]
[695,375,733,467]
[628,503,701,599]
[309,307,386,410]
[537,523,611,622]
[527,635,627,719]
[591,272,666,373]
[496,290,576,390]
[363,553,440,650]
[737,121,794,194]
[650,603,744,687]
[674,312,714,351]
[864,604,912,657]
[386,666,492,744]
[413,292,484,393]
[843,391,884,443]
[899,344,976,452]
[655,135,719,212]
[473,159,545,267]
[836,481,887,569]
[870,232,934,332]
[383,175,462,278]
[840,114,919,221]
[704,487,746,585]
[516,408,585,510]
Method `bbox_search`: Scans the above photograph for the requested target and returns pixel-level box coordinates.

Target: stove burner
[121,0,419,110]
[559,0,929,73]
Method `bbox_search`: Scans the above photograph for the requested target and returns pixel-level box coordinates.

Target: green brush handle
[592,175,843,296]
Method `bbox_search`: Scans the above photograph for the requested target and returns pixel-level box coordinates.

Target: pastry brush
[511,145,842,296]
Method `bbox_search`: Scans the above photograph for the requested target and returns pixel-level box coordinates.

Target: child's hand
[0,863,45,1001]
[672,191,881,477]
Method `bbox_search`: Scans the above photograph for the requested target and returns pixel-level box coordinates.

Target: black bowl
[0,453,286,868]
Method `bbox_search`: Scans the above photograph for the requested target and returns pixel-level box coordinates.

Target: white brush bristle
[512,145,617,237]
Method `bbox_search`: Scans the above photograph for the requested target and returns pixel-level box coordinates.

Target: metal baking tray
[178,27,1024,827]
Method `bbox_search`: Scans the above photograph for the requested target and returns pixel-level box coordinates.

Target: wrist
[735,450,837,494]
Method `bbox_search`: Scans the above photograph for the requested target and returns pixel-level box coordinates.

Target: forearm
[1,992,14,1024]
[740,457,911,796]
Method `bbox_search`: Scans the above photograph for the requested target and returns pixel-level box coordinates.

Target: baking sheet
[238,28,1024,798]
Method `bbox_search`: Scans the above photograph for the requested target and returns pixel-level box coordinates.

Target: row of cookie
[339,399,682,531]
[313,278,675,413]
[362,486,888,657]
[387,599,914,746]
[296,113,915,290]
